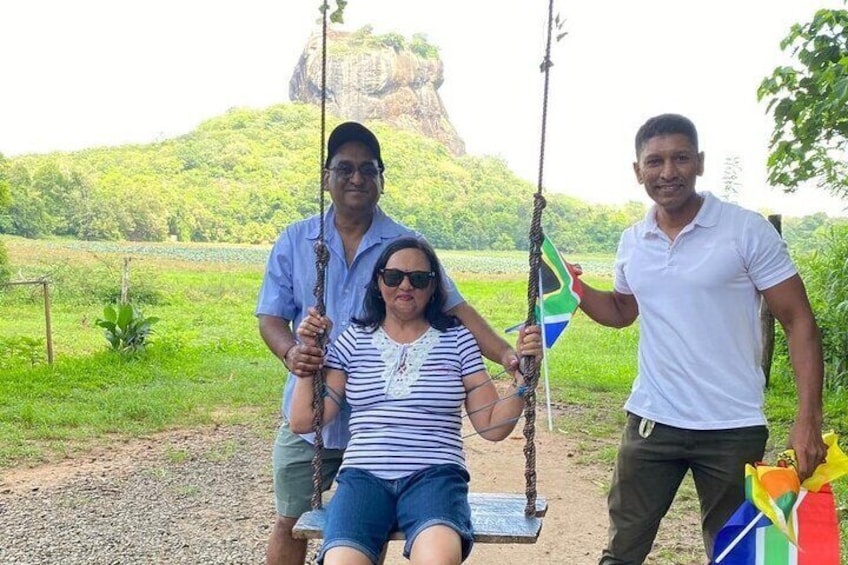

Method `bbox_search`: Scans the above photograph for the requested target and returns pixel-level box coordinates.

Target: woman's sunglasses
[379,268,435,289]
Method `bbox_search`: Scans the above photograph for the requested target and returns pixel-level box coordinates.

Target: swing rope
[521,0,556,517]
[309,0,332,511]
[307,0,559,519]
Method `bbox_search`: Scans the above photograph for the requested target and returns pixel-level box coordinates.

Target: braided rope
[309,0,331,511]
[522,0,556,518]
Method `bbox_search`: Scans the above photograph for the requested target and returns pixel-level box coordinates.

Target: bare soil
[0,416,705,564]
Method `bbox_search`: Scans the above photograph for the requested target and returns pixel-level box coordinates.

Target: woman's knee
[409,525,462,565]
[324,545,374,565]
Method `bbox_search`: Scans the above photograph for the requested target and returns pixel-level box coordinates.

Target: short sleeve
[456,326,486,378]
[325,326,357,372]
[255,229,297,320]
[742,213,797,291]
[613,229,635,295]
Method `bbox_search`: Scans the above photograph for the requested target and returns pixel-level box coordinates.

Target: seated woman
[290,237,542,565]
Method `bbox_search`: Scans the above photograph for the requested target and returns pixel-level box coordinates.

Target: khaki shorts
[272,422,344,518]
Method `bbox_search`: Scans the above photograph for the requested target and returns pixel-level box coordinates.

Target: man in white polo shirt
[577,113,827,564]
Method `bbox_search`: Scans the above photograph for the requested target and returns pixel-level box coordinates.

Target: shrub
[95,303,160,353]
[0,335,45,368]
[797,224,848,390]
[0,240,10,286]
[410,33,439,59]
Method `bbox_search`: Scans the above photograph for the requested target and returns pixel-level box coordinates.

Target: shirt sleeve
[613,229,635,295]
[325,326,356,372]
[255,229,297,320]
[456,326,486,378]
[441,272,465,311]
[742,212,797,291]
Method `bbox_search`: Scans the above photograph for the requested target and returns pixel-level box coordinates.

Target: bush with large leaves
[95,304,159,354]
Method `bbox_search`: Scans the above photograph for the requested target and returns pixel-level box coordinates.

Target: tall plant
[798,224,848,389]
[95,303,159,354]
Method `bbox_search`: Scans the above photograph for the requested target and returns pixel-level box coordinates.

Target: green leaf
[116,304,134,330]
[833,77,848,105]
[102,304,117,323]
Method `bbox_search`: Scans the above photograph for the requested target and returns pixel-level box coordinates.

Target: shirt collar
[643,191,719,236]
[306,205,403,242]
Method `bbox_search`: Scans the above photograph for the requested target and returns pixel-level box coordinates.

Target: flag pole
[714,511,763,563]
[715,489,807,562]
[538,274,554,431]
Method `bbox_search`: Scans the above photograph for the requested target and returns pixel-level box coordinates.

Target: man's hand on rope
[289,307,333,378]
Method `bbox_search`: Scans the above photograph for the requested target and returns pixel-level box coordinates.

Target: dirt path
[0,419,703,564]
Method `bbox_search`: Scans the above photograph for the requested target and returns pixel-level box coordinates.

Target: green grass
[1,235,846,562]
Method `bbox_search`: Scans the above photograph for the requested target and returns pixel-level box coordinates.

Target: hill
[0,103,644,252]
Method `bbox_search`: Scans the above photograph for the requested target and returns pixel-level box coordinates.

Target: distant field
[3,237,616,276]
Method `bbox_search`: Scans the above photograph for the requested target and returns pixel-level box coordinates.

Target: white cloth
[614,192,797,429]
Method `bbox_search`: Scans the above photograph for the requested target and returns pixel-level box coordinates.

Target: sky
[2,0,846,217]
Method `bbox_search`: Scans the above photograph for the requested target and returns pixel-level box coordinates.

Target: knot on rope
[313,241,330,266]
[533,192,547,211]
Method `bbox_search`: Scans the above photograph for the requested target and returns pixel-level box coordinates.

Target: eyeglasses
[379,268,435,289]
[326,162,383,180]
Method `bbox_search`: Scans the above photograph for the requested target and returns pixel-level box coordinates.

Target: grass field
[1,235,846,560]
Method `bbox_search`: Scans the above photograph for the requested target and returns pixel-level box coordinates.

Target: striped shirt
[325,323,486,479]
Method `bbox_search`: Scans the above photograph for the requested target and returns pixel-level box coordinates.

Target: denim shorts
[318,464,473,564]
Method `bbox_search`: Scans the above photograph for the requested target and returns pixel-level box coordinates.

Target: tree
[758,7,848,200]
[0,154,10,210]
[319,0,347,23]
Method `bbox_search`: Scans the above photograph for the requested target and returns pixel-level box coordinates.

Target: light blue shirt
[256,205,465,448]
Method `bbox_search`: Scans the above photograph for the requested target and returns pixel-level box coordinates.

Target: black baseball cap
[325,122,384,170]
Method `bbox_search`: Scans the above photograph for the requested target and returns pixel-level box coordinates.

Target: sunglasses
[379,268,435,289]
[326,162,383,180]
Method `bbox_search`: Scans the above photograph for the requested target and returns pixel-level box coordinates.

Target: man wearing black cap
[256,122,519,565]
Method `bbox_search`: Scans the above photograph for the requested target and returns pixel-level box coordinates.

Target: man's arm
[761,274,827,482]
[258,314,324,378]
[258,314,296,363]
[448,302,517,370]
[578,282,639,329]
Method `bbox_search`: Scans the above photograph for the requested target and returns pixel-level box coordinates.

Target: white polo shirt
[614,192,797,430]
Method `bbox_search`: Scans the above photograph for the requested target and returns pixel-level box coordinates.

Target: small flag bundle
[713,432,848,564]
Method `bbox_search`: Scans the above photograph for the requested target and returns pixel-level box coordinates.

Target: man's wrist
[282,343,296,370]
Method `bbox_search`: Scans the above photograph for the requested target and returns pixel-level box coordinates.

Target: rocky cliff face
[289,29,465,156]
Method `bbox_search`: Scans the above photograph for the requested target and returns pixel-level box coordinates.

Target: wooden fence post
[760,214,782,387]
[120,257,131,305]
[42,278,54,365]
[1,278,54,364]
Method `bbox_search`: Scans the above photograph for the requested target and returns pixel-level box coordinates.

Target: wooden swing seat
[293,492,547,544]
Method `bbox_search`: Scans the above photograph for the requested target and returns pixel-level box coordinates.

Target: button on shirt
[256,206,465,449]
